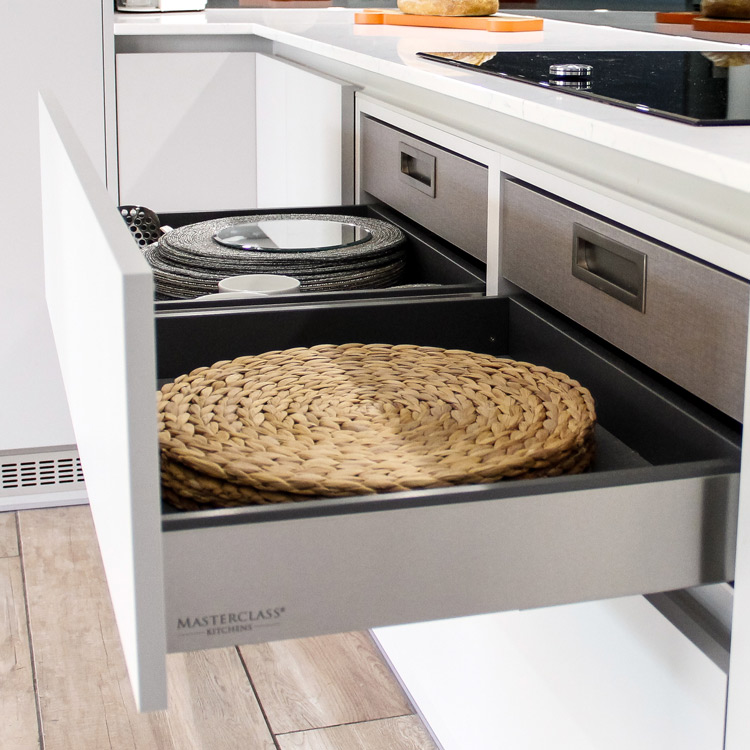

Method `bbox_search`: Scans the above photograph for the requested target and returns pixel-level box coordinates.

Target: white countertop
[114,10,750,270]
[115,10,750,181]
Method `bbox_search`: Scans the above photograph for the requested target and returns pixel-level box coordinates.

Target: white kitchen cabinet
[0,0,110,478]
[374,595,729,750]
[115,52,355,214]
[40,89,742,716]
[255,55,356,209]
[116,51,257,212]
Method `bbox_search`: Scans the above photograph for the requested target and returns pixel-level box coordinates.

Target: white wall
[0,0,109,452]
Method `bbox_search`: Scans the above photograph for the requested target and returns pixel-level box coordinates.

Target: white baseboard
[0,489,88,512]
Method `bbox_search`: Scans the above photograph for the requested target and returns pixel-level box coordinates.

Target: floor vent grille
[0,447,86,496]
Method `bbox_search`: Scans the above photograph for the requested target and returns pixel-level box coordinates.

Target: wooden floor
[0,506,437,750]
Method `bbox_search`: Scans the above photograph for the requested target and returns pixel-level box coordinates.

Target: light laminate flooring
[0,506,437,750]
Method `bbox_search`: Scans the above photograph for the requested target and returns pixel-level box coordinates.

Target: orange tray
[354,9,544,32]
[654,11,699,23]
[655,10,750,32]
[694,16,750,32]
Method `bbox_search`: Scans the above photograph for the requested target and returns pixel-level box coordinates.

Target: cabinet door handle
[399,142,436,197]
[572,224,647,312]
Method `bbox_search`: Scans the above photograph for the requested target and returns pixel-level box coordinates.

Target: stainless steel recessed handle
[572,224,647,312]
[399,142,436,197]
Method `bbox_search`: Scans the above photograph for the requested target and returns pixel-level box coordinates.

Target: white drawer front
[39,93,167,711]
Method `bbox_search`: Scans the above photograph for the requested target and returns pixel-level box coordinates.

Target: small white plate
[195,291,268,301]
[218,274,301,295]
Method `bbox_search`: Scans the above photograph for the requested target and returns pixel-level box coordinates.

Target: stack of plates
[157,343,597,511]
[142,213,407,299]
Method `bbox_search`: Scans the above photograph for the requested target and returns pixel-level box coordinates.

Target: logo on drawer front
[176,607,286,637]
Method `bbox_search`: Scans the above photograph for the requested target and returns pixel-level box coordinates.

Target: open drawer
[40,95,741,712]
[156,293,739,646]
[153,203,485,309]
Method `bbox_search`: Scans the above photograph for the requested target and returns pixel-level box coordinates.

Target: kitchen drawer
[360,115,489,263]
[502,177,749,421]
[155,203,484,308]
[156,295,739,655]
[40,94,740,713]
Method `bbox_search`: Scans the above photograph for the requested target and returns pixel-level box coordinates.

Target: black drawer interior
[153,204,485,308]
[156,294,740,530]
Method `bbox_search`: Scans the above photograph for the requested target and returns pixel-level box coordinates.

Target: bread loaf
[702,51,750,66]
[435,52,498,66]
[701,0,750,18]
[397,0,498,16]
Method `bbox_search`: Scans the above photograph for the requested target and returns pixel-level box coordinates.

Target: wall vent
[0,446,86,497]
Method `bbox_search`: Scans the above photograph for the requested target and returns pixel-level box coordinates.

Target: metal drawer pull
[572,224,647,312]
[399,142,436,197]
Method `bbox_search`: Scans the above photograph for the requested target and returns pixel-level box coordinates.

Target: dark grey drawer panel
[502,178,749,421]
[361,116,488,262]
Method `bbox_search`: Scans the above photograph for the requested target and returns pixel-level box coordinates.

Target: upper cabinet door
[39,92,167,712]
[116,52,257,213]
[255,55,356,209]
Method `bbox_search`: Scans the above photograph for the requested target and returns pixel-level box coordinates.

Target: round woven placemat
[144,213,407,299]
[158,344,596,510]
[160,438,596,511]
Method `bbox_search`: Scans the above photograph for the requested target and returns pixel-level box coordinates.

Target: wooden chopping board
[354,9,543,32]
[656,10,750,32]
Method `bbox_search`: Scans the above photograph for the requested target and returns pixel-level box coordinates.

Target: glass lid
[213,219,373,252]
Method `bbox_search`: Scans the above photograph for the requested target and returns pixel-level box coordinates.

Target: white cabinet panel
[1,0,109,457]
[116,52,256,213]
[375,597,728,750]
[39,93,167,712]
[255,55,355,209]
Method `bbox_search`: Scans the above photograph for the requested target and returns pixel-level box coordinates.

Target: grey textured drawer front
[502,179,749,421]
[361,116,488,262]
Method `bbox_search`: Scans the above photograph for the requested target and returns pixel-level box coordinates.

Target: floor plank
[0,556,40,750]
[276,716,438,750]
[152,650,276,750]
[18,506,275,750]
[0,511,18,557]
[239,631,414,734]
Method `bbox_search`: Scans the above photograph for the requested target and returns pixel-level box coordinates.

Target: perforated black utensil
[119,205,163,246]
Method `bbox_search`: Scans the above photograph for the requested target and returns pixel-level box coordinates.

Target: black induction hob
[417,50,750,125]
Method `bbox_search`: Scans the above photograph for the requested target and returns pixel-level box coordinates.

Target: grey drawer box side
[501,178,749,421]
[360,115,489,262]
[158,294,740,532]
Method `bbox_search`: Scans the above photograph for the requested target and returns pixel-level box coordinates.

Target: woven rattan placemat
[158,344,596,510]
